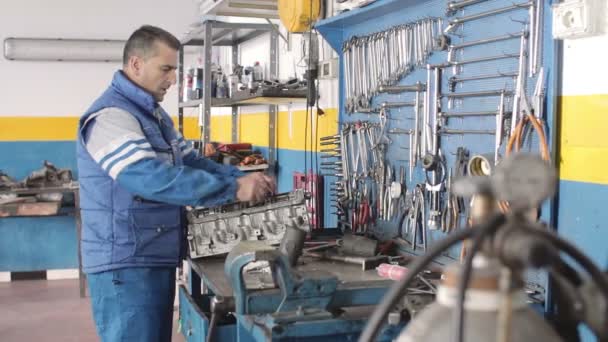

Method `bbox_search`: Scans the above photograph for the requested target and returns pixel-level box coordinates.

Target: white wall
[0,0,342,119]
[561,0,608,96]
[0,0,199,117]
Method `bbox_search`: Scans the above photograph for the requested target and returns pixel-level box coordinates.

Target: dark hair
[123,25,180,65]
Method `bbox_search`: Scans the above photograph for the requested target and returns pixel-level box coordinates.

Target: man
[77,25,275,341]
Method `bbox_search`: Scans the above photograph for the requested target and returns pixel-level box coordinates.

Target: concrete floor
[0,279,184,342]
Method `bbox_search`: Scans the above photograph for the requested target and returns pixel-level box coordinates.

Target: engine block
[187,190,310,259]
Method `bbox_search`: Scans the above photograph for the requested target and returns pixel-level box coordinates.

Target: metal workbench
[180,252,406,341]
[0,183,85,297]
[190,255,393,299]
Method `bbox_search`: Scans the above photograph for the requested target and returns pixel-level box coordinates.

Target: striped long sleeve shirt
[83,108,243,207]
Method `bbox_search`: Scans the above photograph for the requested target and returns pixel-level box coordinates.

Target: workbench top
[190,255,393,298]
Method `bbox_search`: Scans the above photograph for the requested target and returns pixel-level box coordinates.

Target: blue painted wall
[0,141,78,271]
[0,141,78,180]
[557,180,608,270]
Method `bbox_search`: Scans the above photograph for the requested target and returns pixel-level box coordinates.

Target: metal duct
[3,38,125,62]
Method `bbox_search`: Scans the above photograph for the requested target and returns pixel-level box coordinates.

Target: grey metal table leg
[74,188,86,298]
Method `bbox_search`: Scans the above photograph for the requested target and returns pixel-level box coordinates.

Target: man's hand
[235,172,277,203]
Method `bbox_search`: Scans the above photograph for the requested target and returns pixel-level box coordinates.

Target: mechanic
[76,25,275,341]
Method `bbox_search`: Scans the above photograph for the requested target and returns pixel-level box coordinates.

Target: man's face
[129,41,177,102]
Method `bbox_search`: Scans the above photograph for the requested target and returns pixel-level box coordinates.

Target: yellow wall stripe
[559,94,608,184]
[181,109,339,150]
[0,117,79,141]
[0,109,339,152]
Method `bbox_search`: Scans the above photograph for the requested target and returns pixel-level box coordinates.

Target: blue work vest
[77,71,183,273]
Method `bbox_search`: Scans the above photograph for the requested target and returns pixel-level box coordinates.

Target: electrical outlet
[552,0,601,39]
[318,58,338,79]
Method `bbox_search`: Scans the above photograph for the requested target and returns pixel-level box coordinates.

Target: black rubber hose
[552,258,582,287]
[453,216,499,342]
[548,268,582,342]
[206,312,218,342]
[524,227,608,316]
[358,213,506,342]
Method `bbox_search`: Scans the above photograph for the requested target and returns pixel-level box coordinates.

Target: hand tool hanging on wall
[442,89,513,109]
[532,68,546,119]
[440,169,458,233]
[446,31,525,64]
[444,1,533,33]
[422,153,446,231]
[378,82,426,94]
[452,147,469,215]
[511,32,530,138]
[438,128,495,135]
[405,185,426,251]
[495,90,506,163]
[388,128,416,181]
[448,72,518,92]
[527,0,543,76]
[439,110,506,118]
[445,0,489,16]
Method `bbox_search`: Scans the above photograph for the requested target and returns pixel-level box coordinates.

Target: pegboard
[317,0,557,296]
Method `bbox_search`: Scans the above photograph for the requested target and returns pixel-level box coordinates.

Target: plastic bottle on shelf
[216,72,227,98]
[243,66,254,89]
[229,64,243,98]
[191,58,204,99]
[210,63,219,98]
[253,61,263,82]
[183,67,194,102]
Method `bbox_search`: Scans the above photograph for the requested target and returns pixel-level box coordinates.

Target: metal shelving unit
[178,88,307,108]
[196,0,279,19]
[178,20,306,173]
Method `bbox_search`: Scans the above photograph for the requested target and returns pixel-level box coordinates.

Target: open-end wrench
[381,101,416,109]
[378,82,426,94]
[413,90,421,169]
[533,67,545,119]
[432,67,441,155]
[495,90,506,164]
[422,65,432,155]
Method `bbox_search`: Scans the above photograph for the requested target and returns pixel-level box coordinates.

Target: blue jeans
[87,267,176,342]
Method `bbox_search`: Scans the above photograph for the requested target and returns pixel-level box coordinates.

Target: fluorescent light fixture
[3,38,125,62]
